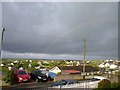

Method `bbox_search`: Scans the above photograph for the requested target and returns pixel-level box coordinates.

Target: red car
[14,70,31,82]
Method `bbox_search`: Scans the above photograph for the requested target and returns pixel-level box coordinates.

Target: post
[0,28,5,58]
[83,40,86,79]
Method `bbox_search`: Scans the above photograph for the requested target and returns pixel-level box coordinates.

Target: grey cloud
[2,2,118,59]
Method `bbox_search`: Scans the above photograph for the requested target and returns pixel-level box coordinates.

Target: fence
[2,81,98,90]
[51,80,98,89]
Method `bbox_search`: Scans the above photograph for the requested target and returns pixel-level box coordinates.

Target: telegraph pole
[83,40,86,79]
[0,28,5,58]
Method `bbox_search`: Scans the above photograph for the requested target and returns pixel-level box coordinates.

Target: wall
[54,74,94,81]
[110,74,120,84]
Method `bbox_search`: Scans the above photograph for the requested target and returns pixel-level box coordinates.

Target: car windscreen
[34,71,44,75]
[54,80,67,86]
[92,78,100,81]
[18,71,28,75]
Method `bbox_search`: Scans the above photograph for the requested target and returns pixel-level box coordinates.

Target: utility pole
[0,28,5,58]
[83,40,86,79]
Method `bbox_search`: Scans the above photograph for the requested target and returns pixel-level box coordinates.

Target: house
[58,65,99,75]
[98,64,105,68]
[66,61,73,66]
[28,64,32,68]
[49,66,61,74]
[50,65,99,75]
[109,64,117,69]
[14,60,19,64]
[104,63,110,68]
[40,66,47,70]
[61,70,81,75]
[0,64,4,67]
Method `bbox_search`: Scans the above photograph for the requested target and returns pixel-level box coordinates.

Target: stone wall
[110,74,120,84]
[54,74,94,81]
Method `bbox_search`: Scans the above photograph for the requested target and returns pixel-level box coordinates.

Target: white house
[98,64,105,68]
[19,67,23,70]
[10,63,14,66]
[8,66,12,70]
[104,63,110,68]
[109,64,117,69]
[26,60,28,62]
[28,64,32,68]
[29,60,32,62]
[49,66,61,74]
[14,60,19,63]
[1,64,4,66]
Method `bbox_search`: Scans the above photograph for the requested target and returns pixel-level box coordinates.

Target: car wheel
[16,78,19,83]
[35,78,39,82]
[48,76,53,81]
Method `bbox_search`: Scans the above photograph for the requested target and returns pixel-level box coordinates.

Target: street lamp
[2,28,5,41]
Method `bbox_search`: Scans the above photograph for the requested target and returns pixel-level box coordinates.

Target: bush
[111,82,120,88]
[57,72,61,75]
[115,71,120,74]
[2,67,9,72]
[98,79,111,89]
[4,70,15,85]
[27,67,39,73]
[31,62,39,67]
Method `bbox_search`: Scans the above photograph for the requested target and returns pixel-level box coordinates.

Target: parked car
[51,79,79,87]
[92,76,110,81]
[30,70,48,82]
[41,70,57,80]
[13,70,31,82]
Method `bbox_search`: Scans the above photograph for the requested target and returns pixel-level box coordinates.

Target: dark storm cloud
[2,2,118,59]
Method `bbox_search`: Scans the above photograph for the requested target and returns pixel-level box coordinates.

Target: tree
[31,62,39,67]
[73,62,78,66]
[23,62,29,69]
[14,63,23,69]
[4,70,15,85]
[59,60,66,66]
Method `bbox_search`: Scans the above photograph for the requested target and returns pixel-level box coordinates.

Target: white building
[98,64,105,68]
[19,67,23,70]
[1,64,4,66]
[49,66,61,74]
[104,63,110,68]
[8,66,12,70]
[109,64,117,69]
[14,60,19,63]
[28,64,32,68]
[10,63,14,66]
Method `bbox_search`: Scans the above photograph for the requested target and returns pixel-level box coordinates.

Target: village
[1,59,120,87]
[1,59,120,74]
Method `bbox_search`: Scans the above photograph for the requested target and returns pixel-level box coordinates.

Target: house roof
[62,70,81,73]
[58,65,99,72]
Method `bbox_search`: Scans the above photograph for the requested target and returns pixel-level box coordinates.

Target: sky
[2,2,118,60]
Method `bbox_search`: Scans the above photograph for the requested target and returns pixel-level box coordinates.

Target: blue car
[51,79,79,87]
[41,71,57,80]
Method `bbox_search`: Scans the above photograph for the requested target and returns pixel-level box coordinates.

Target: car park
[13,70,31,82]
[30,70,48,82]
